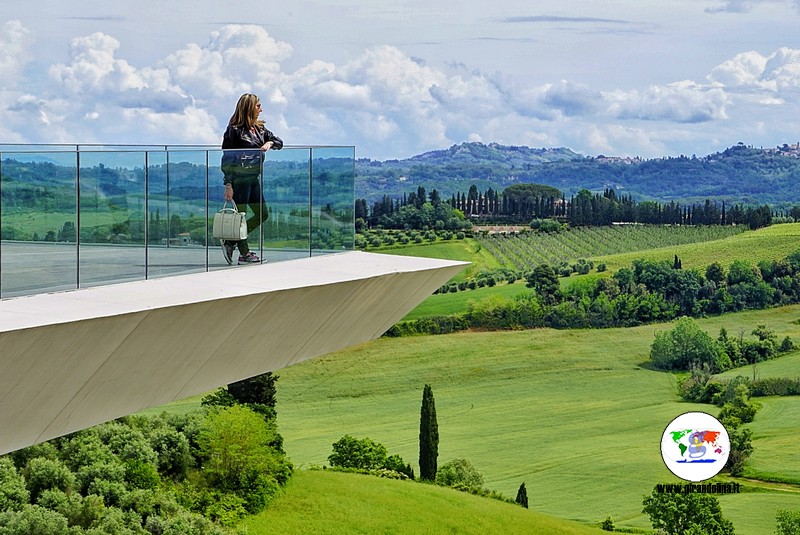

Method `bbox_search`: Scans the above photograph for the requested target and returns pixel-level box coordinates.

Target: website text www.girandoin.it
[656,482,741,494]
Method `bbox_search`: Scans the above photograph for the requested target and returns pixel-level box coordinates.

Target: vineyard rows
[477,225,746,271]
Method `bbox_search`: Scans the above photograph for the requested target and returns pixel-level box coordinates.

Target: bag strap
[222,200,240,212]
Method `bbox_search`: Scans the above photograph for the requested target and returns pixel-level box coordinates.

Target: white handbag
[212,201,248,241]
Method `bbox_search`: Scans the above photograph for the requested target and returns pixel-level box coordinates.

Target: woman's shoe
[221,240,235,265]
[238,252,260,264]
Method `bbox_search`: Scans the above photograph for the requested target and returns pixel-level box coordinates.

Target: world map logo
[660,412,730,482]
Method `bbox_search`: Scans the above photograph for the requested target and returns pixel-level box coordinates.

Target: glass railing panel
[145,150,211,277]
[0,144,354,299]
[263,148,312,262]
[214,148,271,265]
[0,150,79,298]
[77,151,147,287]
[310,146,355,255]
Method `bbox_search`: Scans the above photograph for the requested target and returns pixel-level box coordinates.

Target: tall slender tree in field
[516,482,529,508]
[419,384,439,481]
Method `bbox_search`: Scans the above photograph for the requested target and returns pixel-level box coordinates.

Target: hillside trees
[392,249,800,337]
[0,398,293,532]
[199,405,291,514]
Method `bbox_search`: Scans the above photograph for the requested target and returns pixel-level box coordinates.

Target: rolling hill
[356,141,800,207]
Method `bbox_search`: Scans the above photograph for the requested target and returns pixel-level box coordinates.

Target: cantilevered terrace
[0,144,465,455]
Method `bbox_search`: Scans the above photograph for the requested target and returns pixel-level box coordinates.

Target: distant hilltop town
[594,142,800,164]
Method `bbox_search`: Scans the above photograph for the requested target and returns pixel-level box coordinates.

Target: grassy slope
[275,307,800,533]
[241,469,605,534]
[590,222,800,271]
[374,238,500,281]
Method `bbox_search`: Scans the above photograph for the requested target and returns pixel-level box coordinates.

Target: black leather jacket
[221,125,283,183]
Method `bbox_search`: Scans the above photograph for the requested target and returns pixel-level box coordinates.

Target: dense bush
[750,377,800,397]
[776,509,800,535]
[435,459,484,490]
[650,317,730,372]
[642,486,735,535]
[327,436,413,479]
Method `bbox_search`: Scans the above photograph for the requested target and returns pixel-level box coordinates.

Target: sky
[0,0,799,160]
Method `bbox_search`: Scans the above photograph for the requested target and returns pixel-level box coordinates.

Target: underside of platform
[0,251,467,455]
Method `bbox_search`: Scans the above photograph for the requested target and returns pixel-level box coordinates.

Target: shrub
[726,427,753,476]
[599,515,615,531]
[750,377,800,397]
[0,458,29,511]
[0,505,70,535]
[642,488,734,535]
[678,364,717,403]
[776,509,800,535]
[435,458,484,490]
[650,317,728,372]
[24,458,76,503]
[717,383,759,428]
[329,435,388,471]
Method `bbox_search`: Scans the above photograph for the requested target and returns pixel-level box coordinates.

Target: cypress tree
[419,384,439,481]
[516,482,529,508]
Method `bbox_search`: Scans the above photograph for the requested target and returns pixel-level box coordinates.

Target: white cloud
[1,19,799,160]
[0,20,32,85]
[708,47,800,91]
[708,51,769,87]
[605,81,729,123]
[161,24,292,102]
[763,47,800,89]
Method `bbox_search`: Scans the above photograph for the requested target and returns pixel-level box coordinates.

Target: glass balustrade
[0,144,355,299]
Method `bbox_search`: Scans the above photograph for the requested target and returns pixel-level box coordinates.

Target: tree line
[356,183,777,231]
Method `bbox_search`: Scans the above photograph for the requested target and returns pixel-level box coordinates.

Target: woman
[220,93,283,265]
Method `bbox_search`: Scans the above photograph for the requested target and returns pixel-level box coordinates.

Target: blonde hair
[228,93,264,129]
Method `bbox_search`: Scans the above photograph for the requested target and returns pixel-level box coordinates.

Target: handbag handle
[220,200,240,213]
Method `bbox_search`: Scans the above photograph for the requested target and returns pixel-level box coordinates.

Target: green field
[241,470,605,534]
[479,224,746,270]
[274,306,800,533]
[718,350,800,382]
[375,239,501,281]
[593,222,800,272]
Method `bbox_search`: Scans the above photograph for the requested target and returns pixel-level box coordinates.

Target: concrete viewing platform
[0,251,467,455]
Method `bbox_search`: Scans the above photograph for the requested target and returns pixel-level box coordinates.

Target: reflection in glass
[0,145,354,298]
[77,151,148,287]
[311,147,356,255]
[0,151,78,297]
